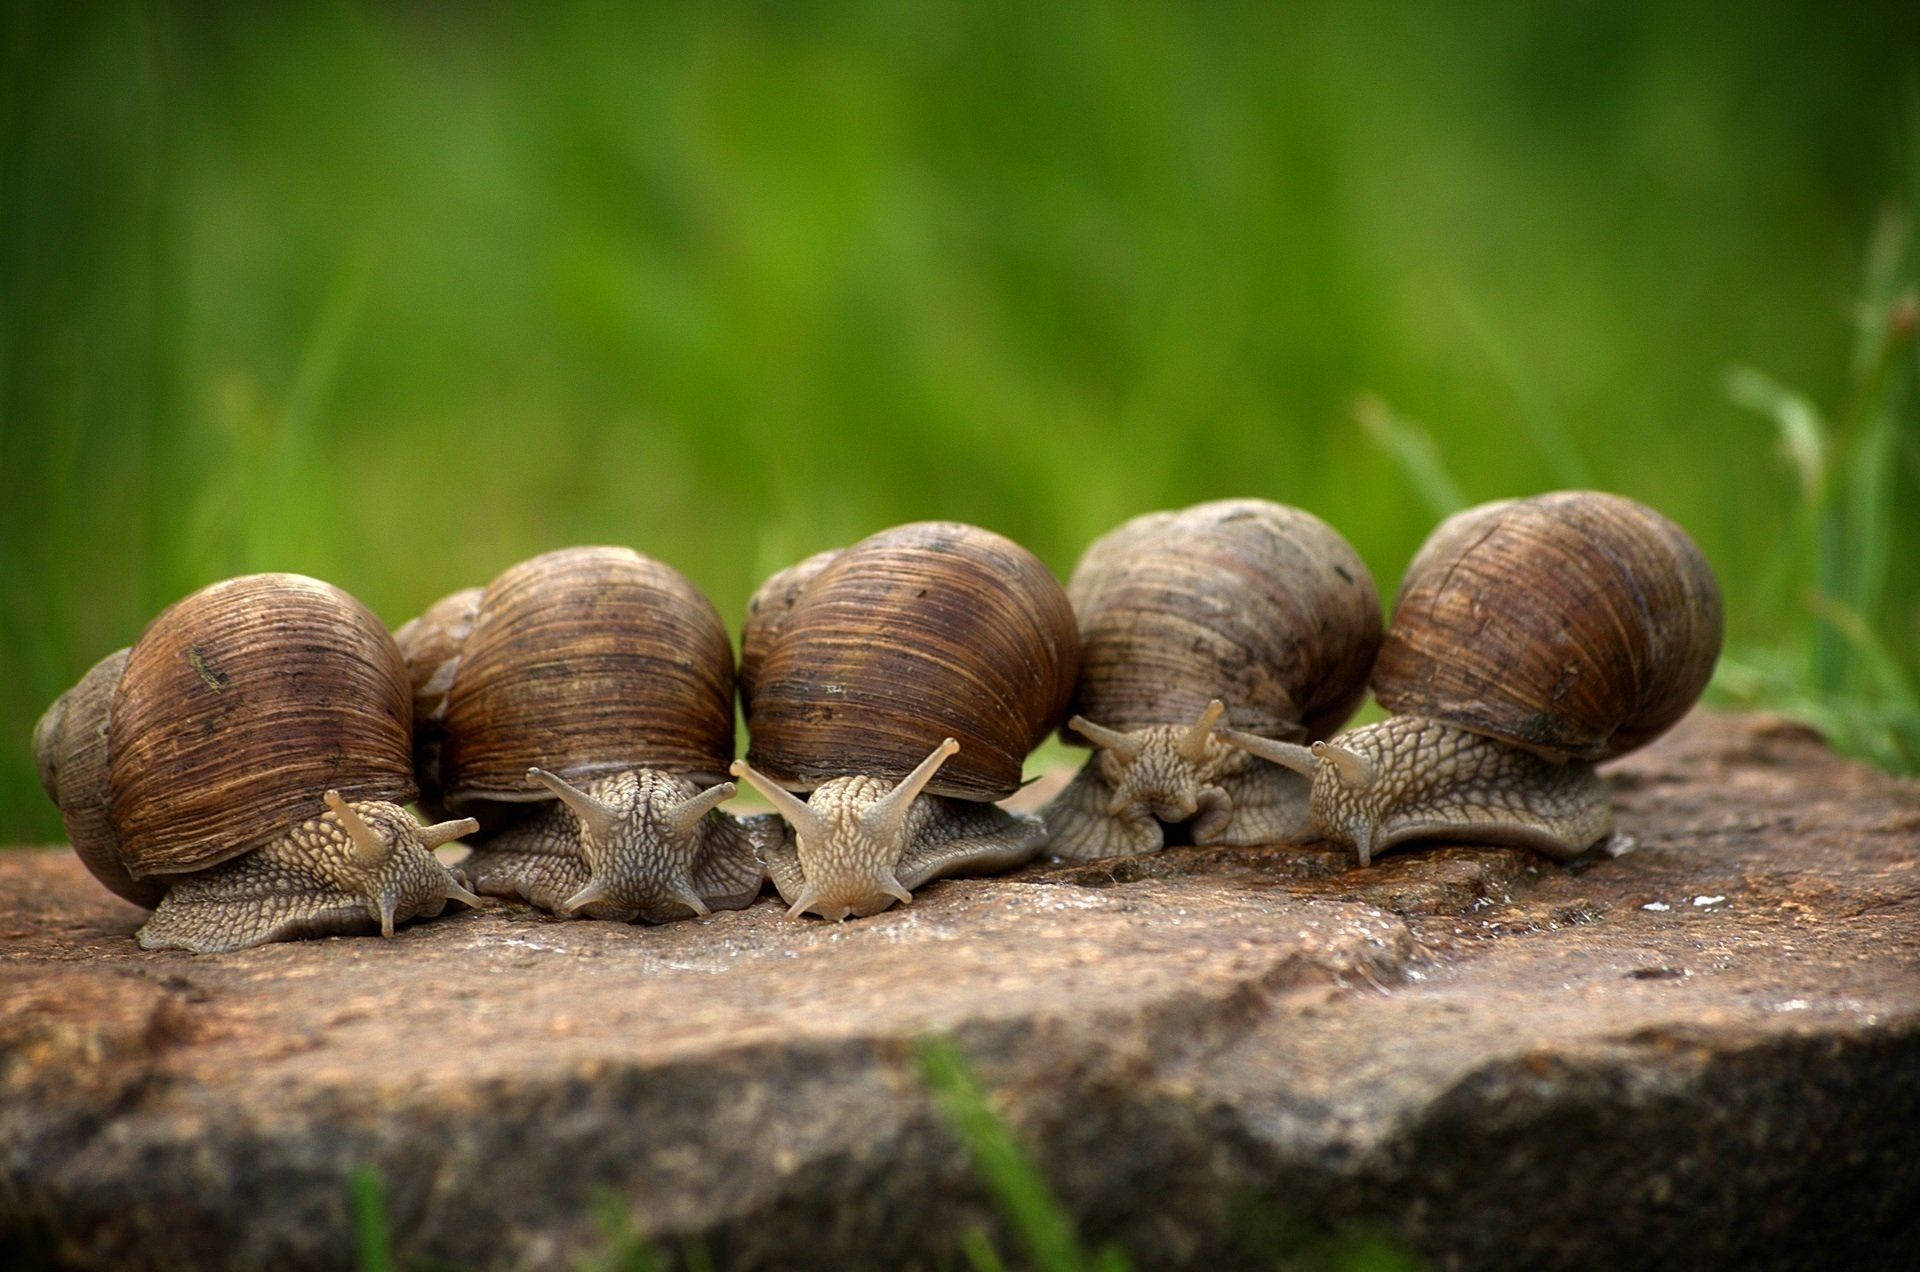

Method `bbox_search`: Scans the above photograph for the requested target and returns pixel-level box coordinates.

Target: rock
[0,711,1916,1270]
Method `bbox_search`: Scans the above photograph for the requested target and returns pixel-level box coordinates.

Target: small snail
[33,574,482,954]
[396,546,763,923]
[731,522,1079,920]
[1215,492,1723,864]
[1041,499,1382,858]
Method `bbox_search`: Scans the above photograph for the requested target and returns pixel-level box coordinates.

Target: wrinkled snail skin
[1216,491,1722,867]
[731,740,1047,922]
[1042,499,1381,859]
[33,574,482,953]
[137,795,482,954]
[396,546,764,924]
[1215,717,1613,866]
[1042,702,1313,859]
[738,523,1077,918]
[464,768,765,923]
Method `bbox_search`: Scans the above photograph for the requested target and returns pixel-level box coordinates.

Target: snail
[1214,491,1723,864]
[395,546,764,923]
[32,574,483,954]
[1041,499,1383,859]
[731,522,1079,920]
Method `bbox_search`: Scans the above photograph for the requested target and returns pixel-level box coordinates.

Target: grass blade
[1725,363,1849,690]
[1838,290,1916,627]
[1448,283,1593,487]
[1353,394,1466,519]
[581,1190,665,1272]
[351,1165,395,1272]
[1804,592,1920,712]
[245,244,378,574]
[917,1035,1112,1272]
[1725,365,1829,505]
[958,1228,1009,1272]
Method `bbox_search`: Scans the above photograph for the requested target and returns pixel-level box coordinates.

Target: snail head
[1070,699,1239,828]
[731,738,958,920]
[1209,727,1384,865]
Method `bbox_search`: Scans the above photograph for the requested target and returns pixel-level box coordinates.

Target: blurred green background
[4,0,1917,842]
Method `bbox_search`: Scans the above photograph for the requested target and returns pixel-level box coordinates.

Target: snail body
[1217,492,1723,863]
[732,522,1079,919]
[33,574,481,953]
[1042,499,1382,859]
[396,547,763,923]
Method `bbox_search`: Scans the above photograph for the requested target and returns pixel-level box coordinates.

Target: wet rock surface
[1,711,1916,1270]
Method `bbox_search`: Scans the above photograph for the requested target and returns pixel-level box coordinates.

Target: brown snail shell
[732,522,1077,919]
[1065,498,1382,742]
[1215,491,1723,866]
[1373,490,1723,763]
[33,573,478,951]
[1041,499,1382,860]
[107,574,418,876]
[737,548,840,707]
[432,546,737,805]
[33,647,161,907]
[741,521,1079,799]
[397,546,762,924]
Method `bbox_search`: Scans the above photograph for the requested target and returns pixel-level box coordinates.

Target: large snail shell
[33,647,165,907]
[1066,499,1382,740]
[106,574,418,877]
[737,548,840,706]
[742,522,1079,800]
[436,546,736,802]
[1374,491,1723,763]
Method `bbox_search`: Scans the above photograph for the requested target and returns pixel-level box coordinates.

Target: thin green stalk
[1448,283,1593,488]
[1837,291,1915,630]
[1805,592,1920,713]
[958,1228,1009,1272]
[351,1166,396,1272]
[1811,499,1847,695]
[917,1035,1124,1272]
[582,1190,664,1272]
[1353,394,1466,520]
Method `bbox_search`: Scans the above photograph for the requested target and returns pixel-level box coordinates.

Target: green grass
[917,1036,1132,1272]
[4,2,1920,841]
[352,1166,397,1272]
[1359,214,1920,774]
[1710,207,1918,771]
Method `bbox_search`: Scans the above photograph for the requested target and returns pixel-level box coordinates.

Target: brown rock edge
[1,711,1916,1271]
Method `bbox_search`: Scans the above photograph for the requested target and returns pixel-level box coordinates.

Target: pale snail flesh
[736,522,1079,919]
[1041,499,1382,859]
[137,792,483,953]
[34,575,481,953]
[730,738,1043,921]
[473,767,763,923]
[1214,492,1723,865]
[395,546,765,924]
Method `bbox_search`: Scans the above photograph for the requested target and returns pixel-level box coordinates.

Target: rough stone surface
[1,711,1916,1271]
